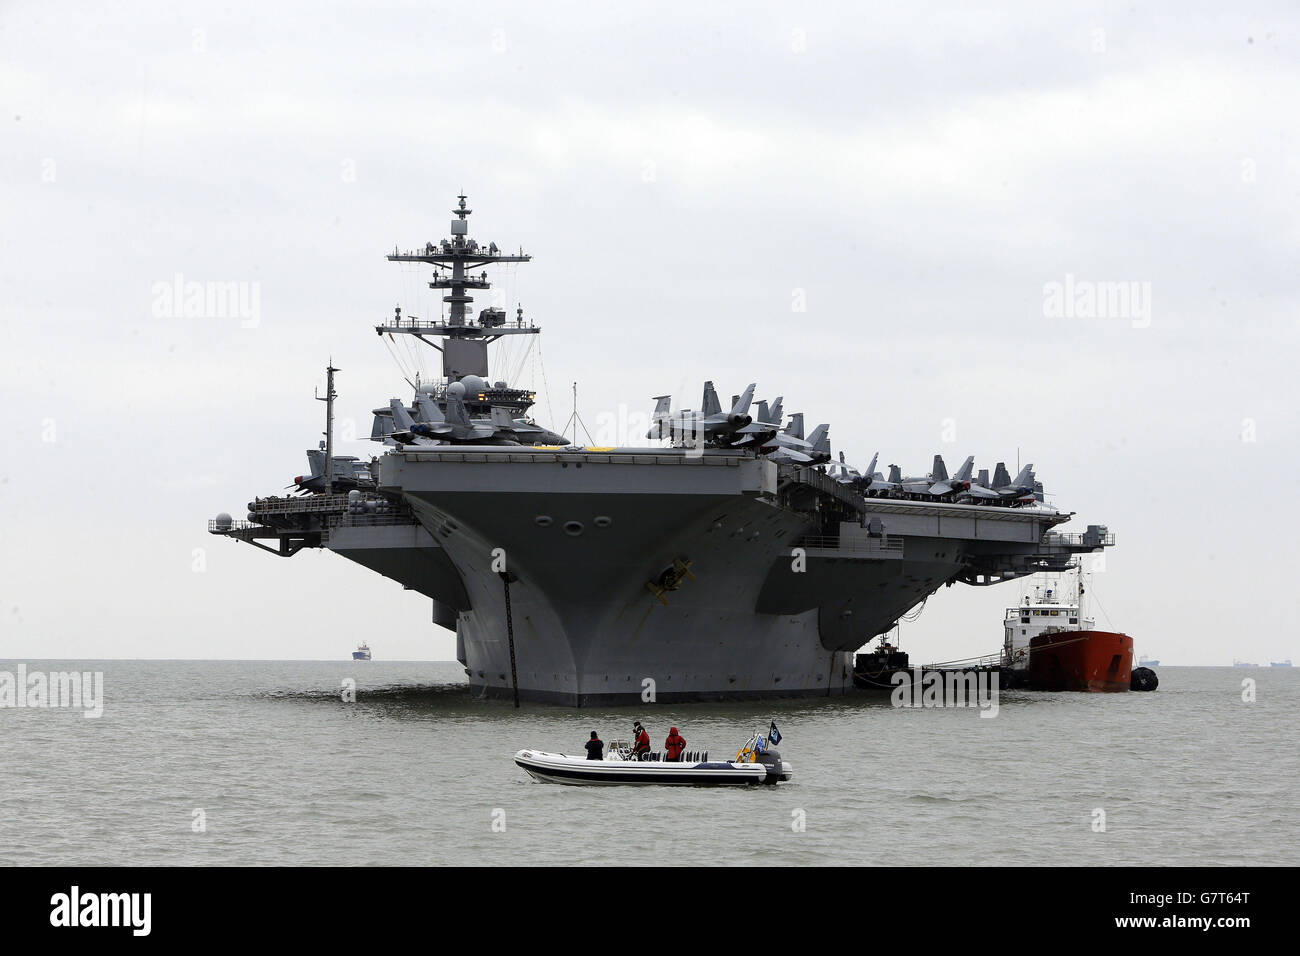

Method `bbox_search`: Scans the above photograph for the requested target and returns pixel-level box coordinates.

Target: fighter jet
[486,406,569,446]
[896,454,975,497]
[832,452,878,489]
[961,462,1037,503]
[288,446,374,495]
[929,455,976,496]
[376,383,567,447]
[647,382,764,446]
[384,398,444,445]
[898,455,947,496]
[761,412,831,463]
[803,424,831,464]
[407,382,516,444]
[831,451,860,484]
[865,463,905,497]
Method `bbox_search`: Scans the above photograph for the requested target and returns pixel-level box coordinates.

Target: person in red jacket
[632,721,651,760]
[664,726,686,762]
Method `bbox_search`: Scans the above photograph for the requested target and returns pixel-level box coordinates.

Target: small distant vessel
[352,643,372,661]
[1233,660,1257,668]
[515,728,792,786]
[1271,660,1293,668]
[1003,566,1136,692]
[1139,656,1160,667]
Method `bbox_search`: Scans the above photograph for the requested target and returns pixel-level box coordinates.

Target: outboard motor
[754,747,784,783]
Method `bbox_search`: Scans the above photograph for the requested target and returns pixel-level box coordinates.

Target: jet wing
[769,447,813,464]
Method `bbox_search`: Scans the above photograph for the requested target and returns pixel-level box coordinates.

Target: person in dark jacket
[584,731,603,760]
[664,726,686,761]
[632,721,651,760]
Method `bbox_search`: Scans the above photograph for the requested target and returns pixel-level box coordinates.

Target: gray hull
[321,447,1092,705]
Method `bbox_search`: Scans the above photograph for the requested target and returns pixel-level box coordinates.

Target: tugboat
[515,726,792,786]
[1002,566,1136,692]
[352,643,372,661]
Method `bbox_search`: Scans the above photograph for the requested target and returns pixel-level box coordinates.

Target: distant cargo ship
[1233,660,1257,668]
[1271,660,1293,668]
[352,643,372,661]
[1139,656,1160,667]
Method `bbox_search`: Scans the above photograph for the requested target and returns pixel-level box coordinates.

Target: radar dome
[214,512,233,531]
[459,375,486,394]
[447,381,467,398]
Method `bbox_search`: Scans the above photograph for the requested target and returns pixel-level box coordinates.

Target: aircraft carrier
[210,195,1113,705]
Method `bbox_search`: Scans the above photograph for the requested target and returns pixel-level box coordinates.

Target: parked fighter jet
[961,463,1036,503]
[407,382,516,444]
[762,412,831,463]
[486,406,569,446]
[385,398,444,445]
[288,446,374,495]
[647,382,764,445]
[865,463,905,496]
[929,455,976,496]
[895,454,973,497]
[832,452,878,489]
[377,382,568,447]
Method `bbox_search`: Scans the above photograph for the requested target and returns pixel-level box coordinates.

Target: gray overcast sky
[2,1,1296,665]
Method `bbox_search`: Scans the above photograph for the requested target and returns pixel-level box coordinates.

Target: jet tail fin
[993,462,1012,488]
[651,395,672,421]
[953,455,975,482]
[1012,463,1034,488]
[931,454,948,482]
[415,396,445,424]
[809,424,830,457]
[305,448,325,478]
[389,399,416,432]
[701,381,721,417]
[729,383,756,417]
[888,464,902,484]
[444,392,472,426]
[784,412,805,440]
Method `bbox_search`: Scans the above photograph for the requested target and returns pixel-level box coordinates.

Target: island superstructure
[210,195,1113,704]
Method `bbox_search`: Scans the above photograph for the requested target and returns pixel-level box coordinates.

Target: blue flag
[769,721,782,744]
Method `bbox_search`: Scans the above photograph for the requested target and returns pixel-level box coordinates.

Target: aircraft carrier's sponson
[216,445,1110,704]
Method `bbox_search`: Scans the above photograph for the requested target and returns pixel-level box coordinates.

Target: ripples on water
[0,660,1295,865]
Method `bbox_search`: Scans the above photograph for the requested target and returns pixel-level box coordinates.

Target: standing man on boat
[664,726,686,761]
[584,731,604,760]
[632,721,651,760]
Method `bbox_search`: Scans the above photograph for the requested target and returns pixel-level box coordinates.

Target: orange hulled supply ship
[1002,567,1140,692]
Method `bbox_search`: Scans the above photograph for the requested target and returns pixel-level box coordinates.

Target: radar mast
[377,195,537,385]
